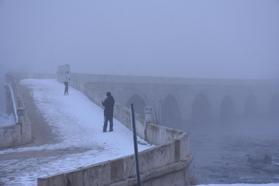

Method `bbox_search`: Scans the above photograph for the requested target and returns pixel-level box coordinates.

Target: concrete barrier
[0,74,32,148]
[37,74,193,186]
[38,127,192,186]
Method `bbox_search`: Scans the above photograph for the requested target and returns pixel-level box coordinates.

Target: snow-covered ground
[0,114,15,127]
[0,79,152,186]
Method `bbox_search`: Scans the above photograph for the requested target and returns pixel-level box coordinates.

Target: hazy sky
[0,0,278,78]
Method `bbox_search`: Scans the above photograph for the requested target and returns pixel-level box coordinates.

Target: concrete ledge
[0,124,21,148]
[111,160,191,186]
[38,142,192,186]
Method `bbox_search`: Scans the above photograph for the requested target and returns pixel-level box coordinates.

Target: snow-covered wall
[37,122,192,186]
[0,74,32,148]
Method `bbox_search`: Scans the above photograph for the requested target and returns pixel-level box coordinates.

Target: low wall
[38,123,192,186]
[0,74,32,148]
[37,75,192,186]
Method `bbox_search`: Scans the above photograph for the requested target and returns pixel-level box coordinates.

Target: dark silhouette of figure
[64,71,70,95]
[64,82,69,95]
[102,92,115,132]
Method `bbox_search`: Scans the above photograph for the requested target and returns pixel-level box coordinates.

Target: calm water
[181,119,279,184]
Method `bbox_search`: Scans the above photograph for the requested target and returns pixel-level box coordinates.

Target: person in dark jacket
[102,92,115,132]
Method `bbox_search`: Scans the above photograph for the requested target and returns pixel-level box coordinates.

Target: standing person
[64,71,70,95]
[102,92,115,132]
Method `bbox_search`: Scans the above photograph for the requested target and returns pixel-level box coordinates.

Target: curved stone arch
[220,95,236,121]
[126,94,147,116]
[269,93,279,117]
[244,94,259,116]
[191,93,211,122]
[116,84,150,105]
[160,94,182,128]
[125,85,150,102]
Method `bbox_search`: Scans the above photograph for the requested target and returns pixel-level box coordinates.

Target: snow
[0,114,15,127]
[0,79,152,186]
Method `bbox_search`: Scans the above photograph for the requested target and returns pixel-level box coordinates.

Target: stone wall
[68,73,279,128]
[0,74,32,148]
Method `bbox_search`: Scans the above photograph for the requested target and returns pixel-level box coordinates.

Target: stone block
[111,158,124,182]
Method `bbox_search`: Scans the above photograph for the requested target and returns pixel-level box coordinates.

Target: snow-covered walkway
[0,79,151,186]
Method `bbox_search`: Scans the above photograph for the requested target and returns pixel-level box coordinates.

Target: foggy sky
[0,0,279,79]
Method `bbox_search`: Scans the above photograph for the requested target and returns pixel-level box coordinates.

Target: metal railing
[5,84,19,124]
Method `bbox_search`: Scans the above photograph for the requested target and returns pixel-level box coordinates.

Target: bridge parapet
[0,74,32,148]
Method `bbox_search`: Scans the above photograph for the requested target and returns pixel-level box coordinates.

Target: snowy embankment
[0,79,151,186]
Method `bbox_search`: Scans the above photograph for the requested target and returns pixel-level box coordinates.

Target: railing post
[144,106,153,141]
[131,104,142,186]
[17,107,25,123]
[144,106,154,124]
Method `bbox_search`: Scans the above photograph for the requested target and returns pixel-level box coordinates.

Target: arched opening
[269,94,279,117]
[244,94,258,117]
[220,96,236,121]
[161,95,181,127]
[126,94,146,116]
[191,94,210,122]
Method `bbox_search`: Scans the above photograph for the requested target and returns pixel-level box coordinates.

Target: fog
[0,0,279,184]
[0,0,278,79]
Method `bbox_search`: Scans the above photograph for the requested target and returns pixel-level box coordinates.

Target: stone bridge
[69,73,279,128]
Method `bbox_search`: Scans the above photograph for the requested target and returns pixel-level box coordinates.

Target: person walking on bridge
[64,71,70,95]
[102,92,115,132]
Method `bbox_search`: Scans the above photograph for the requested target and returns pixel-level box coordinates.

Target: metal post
[131,104,142,186]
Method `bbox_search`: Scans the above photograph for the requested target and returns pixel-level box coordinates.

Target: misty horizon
[0,0,278,79]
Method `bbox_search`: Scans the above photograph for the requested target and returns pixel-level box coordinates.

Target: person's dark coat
[102,94,115,119]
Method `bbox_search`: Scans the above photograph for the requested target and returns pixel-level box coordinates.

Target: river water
[184,118,279,184]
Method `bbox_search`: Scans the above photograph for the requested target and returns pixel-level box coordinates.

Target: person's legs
[109,117,113,131]
[65,86,69,95]
[65,82,69,95]
[64,82,67,95]
[103,117,108,132]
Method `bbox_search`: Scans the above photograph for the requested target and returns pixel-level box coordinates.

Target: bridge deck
[0,79,151,186]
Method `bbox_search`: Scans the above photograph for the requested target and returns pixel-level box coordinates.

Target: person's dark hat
[106,92,111,96]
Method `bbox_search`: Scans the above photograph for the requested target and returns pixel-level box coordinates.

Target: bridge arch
[126,94,146,116]
[161,94,181,127]
[220,95,236,121]
[191,93,211,122]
